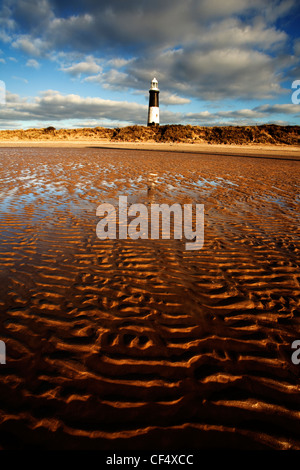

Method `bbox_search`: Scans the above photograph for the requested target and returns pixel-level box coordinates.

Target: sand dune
[0,147,299,450]
[0,123,299,147]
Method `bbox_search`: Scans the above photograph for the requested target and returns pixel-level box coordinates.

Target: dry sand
[0,144,299,450]
[0,138,300,156]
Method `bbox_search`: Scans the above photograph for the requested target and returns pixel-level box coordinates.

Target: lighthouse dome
[150,78,159,91]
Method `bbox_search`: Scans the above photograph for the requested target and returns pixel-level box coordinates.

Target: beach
[0,143,299,450]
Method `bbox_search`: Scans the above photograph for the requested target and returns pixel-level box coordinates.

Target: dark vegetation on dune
[110,124,300,145]
[1,124,299,145]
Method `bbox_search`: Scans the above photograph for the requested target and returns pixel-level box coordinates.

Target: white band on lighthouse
[148,106,159,126]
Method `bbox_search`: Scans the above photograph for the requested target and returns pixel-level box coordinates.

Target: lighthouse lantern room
[147,78,159,126]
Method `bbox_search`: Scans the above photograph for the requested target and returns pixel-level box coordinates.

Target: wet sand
[0,146,299,450]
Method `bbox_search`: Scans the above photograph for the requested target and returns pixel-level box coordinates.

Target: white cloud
[161,93,191,105]
[107,57,135,68]
[83,73,103,84]
[184,103,300,125]
[123,45,288,101]
[12,76,28,84]
[0,90,148,125]
[12,35,48,57]
[60,57,102,77]
[0,30,11,43]
[254,103,300,114]
[197,17,288,50]
[294,39,300,56]
[26,58,40,69]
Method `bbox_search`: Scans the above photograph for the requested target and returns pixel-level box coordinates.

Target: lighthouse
[147,77,159,126]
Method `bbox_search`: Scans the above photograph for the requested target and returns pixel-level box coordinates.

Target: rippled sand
[0,147,299,450]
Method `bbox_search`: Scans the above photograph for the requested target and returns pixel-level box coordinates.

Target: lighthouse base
[147,106,159,126]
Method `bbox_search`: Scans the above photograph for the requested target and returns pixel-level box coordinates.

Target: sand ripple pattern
[0,147,299,450]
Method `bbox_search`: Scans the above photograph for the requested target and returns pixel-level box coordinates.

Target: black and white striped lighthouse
[147,77,159,126]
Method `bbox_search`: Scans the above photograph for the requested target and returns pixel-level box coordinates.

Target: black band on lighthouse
[149,90,159,107]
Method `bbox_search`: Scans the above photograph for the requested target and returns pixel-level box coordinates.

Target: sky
[0,0,300,129]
